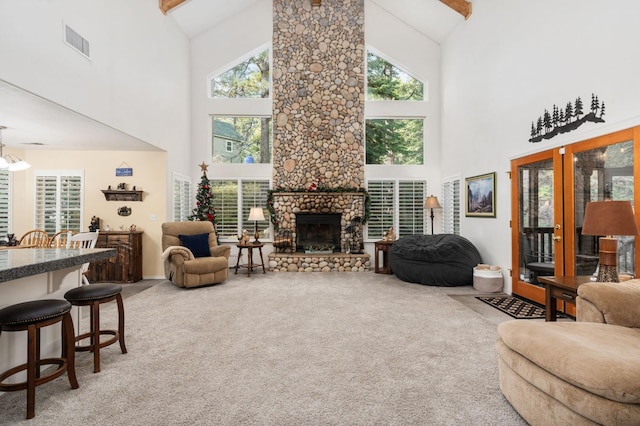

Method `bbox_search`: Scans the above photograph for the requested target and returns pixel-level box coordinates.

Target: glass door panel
[570,139,634,278]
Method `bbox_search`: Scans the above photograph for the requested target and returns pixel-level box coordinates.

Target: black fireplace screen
[296,213,341,252]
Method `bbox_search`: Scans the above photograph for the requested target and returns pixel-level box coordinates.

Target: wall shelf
[101,190,143,202]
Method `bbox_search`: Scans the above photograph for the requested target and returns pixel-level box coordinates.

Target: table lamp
[424,195,442,235]
[581,200,639,282]
[248,207,266,243]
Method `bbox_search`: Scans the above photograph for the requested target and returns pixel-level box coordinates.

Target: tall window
[210,49,270,99]
[365,51,425,165]
[212,117,272,164]
[210,179,270,241]
[366,180,425,240]
[35,171,83,234]
[172,173,192,221]
[442,176,461,235]
[0,170,10,236]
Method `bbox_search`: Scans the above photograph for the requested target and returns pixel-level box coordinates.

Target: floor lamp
[424,195,442,235]
[581,200,639,282]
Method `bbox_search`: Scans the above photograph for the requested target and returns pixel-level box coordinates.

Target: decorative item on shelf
[89,216,100,232]
[383,226,396,241]
[117,182,127,190]
[307,176,323,191]
[529,94,605,143]
[248,207,266,243]
[0,126,31,171]
[581,200,639,282]
[117,206,132,216]
[105,225,111,231]
[129,224,137,231]
[424,195,442,235]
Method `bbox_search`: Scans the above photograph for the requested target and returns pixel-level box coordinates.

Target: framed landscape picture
[465,172,496,217]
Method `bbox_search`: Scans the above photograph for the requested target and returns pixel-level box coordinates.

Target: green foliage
[366,119,423,165]
[211,50,270,99]
[367,53,423,101]
[213,117,272,164]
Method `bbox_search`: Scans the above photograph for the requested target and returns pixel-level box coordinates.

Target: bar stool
[0,299,79,419]
[64,283,127,373]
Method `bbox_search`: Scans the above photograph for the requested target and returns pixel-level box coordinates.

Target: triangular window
[366,52,423,101]
[210,49,270,99]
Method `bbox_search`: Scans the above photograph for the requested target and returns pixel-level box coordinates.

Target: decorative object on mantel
[266,187,371,229]
[0,126,31,171]
[115,162,133,177]
[529,94,605,143]
[117,206,132,216]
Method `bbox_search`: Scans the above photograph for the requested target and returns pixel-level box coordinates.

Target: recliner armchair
[161,221,231,288]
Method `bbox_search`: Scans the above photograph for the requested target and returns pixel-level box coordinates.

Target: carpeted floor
[476,295,546,319]
[0,272,526,425]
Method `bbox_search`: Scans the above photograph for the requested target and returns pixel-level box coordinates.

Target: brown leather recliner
[161,221,231,288]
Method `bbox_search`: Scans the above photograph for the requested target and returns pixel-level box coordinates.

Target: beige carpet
[0,271,525,425]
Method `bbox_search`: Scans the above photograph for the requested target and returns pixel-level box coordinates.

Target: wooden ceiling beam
[440,0,472,20]
[159,0,187,15]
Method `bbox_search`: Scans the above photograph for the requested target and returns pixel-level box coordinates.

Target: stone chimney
[272,0,365,190]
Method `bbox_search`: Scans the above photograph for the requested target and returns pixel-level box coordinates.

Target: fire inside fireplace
[296,213,341,253]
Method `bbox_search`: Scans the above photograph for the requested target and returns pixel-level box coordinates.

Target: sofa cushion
[498,320,640,403]
[178,233,211,258]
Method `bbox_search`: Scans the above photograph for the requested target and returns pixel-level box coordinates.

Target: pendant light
[0,126,31,171]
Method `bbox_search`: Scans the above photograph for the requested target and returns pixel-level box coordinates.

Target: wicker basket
[473,265,504,293]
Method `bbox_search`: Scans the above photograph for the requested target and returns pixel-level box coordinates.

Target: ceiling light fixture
[0,126,31,171]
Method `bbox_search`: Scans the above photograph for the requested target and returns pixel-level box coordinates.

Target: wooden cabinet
[87,231,143,283]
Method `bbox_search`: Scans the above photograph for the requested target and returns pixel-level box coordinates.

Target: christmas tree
[189,162,216,225]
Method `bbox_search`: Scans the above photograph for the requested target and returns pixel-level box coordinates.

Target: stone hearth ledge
[268,252,370,272]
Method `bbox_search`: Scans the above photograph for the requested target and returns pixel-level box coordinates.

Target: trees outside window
[365,118,423,165]
[210,49,269,99]
[212,117,272,164]
[367,52,423,101]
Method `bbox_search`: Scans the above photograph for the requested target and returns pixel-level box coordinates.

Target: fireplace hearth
[296,213,341,253]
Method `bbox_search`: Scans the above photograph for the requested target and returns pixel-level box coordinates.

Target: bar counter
[0,247,116,378]
[0,248,116,283]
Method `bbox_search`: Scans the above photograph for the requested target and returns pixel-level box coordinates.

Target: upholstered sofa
[496,280,640,425]
[161,221,231,288]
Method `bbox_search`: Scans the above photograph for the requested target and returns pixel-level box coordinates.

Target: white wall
[0,0,192,217]
[441,0,640,292]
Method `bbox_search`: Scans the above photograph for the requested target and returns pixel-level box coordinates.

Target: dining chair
[66,231,99,285]
[49,229,78,248]
[18,230,50,248]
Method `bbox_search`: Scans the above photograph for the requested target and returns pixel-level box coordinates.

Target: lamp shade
[248,207,266,222]
[424,195,442,209]
[581,201,639,236]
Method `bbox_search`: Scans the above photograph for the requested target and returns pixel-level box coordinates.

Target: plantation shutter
[0,171,10,236]
[398,181,425,237]
[211,180,239,239]
[35,172,83,234]
[172,173,191,221]
[241,180,270,233]
[442,177,461,235]
[366,180,395,240]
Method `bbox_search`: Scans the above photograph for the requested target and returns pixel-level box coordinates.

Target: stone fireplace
[296,213,341,252]
[267,0,369,271]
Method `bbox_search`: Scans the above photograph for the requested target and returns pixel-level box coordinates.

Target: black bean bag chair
[389,234,481,286]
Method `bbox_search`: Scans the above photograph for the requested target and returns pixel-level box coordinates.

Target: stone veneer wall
[272,0,365,190]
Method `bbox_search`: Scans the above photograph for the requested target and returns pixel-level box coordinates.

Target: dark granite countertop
[0,248,116,283]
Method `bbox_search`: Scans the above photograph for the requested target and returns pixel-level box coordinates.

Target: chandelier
[0,126,31,171]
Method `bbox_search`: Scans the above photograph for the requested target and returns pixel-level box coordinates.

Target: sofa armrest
[210,244,231,260]
[161,246,195,264]
[577,280,640,327]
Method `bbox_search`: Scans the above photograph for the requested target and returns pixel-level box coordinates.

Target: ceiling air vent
[64,24,90,58]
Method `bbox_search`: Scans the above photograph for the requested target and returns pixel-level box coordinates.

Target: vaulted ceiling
[0,0,470,151]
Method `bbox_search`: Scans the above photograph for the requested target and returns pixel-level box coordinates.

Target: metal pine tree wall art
[529,94,605,143]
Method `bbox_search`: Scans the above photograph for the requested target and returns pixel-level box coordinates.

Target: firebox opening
[296,213,341,253]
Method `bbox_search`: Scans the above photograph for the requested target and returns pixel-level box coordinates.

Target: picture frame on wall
[465,172,496,218]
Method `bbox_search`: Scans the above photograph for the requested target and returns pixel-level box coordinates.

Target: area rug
[476,295,546,319]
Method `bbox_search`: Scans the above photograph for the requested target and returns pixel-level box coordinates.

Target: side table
[374,240,395,274]
[538,276,593,321]
[234,242,266,277]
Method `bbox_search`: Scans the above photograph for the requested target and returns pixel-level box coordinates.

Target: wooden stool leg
[62,312,79,389]
[26,324,37,419]
[91,301,101,373]
[116,294,127,354]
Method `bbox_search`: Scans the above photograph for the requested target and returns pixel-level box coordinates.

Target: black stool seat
[0,299,71,326]
[64,284,127,373]
[64,283,122,302]
[0,299,78,419]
